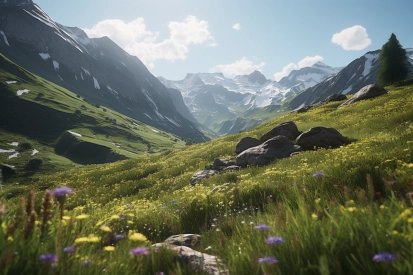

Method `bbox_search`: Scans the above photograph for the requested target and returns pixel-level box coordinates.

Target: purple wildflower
[254,224,270,230]
[258,257,279,264]
[312,172,324,177]
[114,234,124,240]
[39,254,58,262]
[51,187,72,197]
[63,246,75,253]
[265,236,285,245]
[130,247,150,256]
[373,252,397,262]
[82,260,93,266]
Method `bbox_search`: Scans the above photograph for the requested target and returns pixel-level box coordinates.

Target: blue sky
[35,0,413,81]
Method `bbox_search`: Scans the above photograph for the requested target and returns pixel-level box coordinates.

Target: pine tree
[378,33,409,86]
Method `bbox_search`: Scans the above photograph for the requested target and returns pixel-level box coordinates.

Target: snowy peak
[235,70,268,85]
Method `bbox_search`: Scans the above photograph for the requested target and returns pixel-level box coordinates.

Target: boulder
[211,158,236,170]
[211,183,231,193]
[236,135,302,167]
[295,105,313,113]
[323,93,347,103]
[296,126,350,150]
[164,234,201,247]
[260,121,301,142]
[190,170,219,185]
[339,84,387,107]
[235,137,262,154]
[222,165,241,172]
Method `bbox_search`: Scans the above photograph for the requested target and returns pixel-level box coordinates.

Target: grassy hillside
[0,53,186,183]
[1,79,413,274]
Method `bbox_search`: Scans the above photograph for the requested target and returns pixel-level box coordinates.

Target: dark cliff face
[0,3,208,142]
[0,0,33,7]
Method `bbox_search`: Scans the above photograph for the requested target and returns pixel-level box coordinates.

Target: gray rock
[190,170,219,185]
[164,234,201,247]
[222,165,241,172]
[172,246,229,275]
[235,137,262,154]
[323,93,347,102]
[236,135,302,167]
[211,183,231,193]
[296,126,350,150]
[295,105,313,113]
[211,159,236,170]
[260,121,301,142]
[339,84,387,107]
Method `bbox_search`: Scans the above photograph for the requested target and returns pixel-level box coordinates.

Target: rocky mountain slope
[287,49,413,109]
[0,0,207,142]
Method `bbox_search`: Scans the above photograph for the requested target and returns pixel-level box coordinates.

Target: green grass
[0,53,186,182]
[1,79,413,274]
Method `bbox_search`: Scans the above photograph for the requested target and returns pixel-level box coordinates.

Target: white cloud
[273,55,324,81]
[233,23,241,31]
[331,25,371,50]
[83,16,216,68]
[210,57,266,77]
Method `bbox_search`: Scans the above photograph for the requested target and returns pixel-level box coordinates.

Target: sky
[34,0,413,81]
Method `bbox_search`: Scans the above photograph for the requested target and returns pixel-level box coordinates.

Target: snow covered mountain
[158,63,342,134]
[287,49,413,110]
[0,1,207,142]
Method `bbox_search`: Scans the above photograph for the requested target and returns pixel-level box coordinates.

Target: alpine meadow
[1,1,413,275]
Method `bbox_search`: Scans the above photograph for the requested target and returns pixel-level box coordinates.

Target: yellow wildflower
[392,230,398,235]
[100,225,111,232]
[129,232,148,242]
[75,237,89,243]
[315,198,321,204]
[347,207,356,212]
[311,213,318,220]
[75,214,90,220]
[380,205,385,209]
[88,234,101,243]
[62,216,72,220]
[408,218,413,223]
[110,215,120,220]
[7,236,13,241]
[103,246,115,252]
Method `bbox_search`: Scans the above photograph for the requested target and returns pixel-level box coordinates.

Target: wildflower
[82,260,93,266]
[408,218,413,223]
[87,234,100,243]
[254,224,270,230]
[63,246,75,253]
[380,205,385,209]
[258,257,279,264]
[129,232,148,242]
[265,236,285,245]
[75,214,89,220]
[114,234,124,240]
[51,187,72,197]
[39,254,57,262]
[312,172,324,177]
[103,246,115,252]
[110,215,120,220]
[373,252,397,262]
[347,207,356,212]
[100,225,111,232]
[75,237,89,243]
[311,213,318,220]
[130,247,150,256]
[315,198,321,204]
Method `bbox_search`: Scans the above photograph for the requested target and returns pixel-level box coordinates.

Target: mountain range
[0,0,207,142]
[158,62,342,135]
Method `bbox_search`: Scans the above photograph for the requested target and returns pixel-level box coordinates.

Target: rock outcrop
[190,170,219,185]
[339,84,387,107]
[296,126,349,150]
[260,121,301,142]
[235,137,262,154]
[236,135,302,167]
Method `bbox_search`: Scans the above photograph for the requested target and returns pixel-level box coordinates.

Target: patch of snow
[53,60,59,71]
[107,85,118,95]
[39,53,50,60]
[143,113,152,120]
[132,122,139,126]
[362,53,378,77]
[0,149,15,153]
[93,77,100,89]
[165,117,181,127]
[82,67,91,76]
[6,81,17,84]
[68,131,82,137]
[0,30,10,46]
[141,89,158,110]
[58,75,63,81]
[7,142,18,147]
[17,89,30,96]
[341,85,352,94]
[121,62,127,67]
[75,75,78,80]
[31,149,39,156]
[81,72,84,80]
[8,151,19,159]
[293,103,305,111]
[150,128,160,133]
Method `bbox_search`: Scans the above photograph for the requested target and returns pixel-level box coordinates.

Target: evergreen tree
[378,33,409,86]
